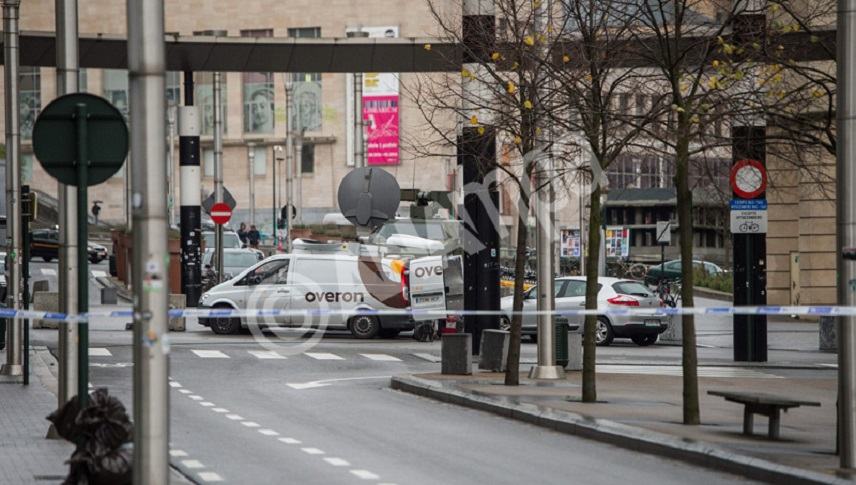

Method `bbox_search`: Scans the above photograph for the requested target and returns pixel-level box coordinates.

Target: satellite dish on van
[337,167,400,231]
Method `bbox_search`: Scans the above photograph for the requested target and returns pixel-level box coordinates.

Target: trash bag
[47,388,133,485]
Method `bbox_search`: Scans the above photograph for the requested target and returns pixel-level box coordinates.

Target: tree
[409,0,573,385]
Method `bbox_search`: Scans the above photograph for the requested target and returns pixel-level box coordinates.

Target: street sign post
[210,202,232,225]
[32,93,128,407]
[656,220,672,276]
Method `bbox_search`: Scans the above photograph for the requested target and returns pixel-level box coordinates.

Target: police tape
[3,305,856,322]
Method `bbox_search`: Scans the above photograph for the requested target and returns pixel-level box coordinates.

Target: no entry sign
[730,159,767,199]
[210,202,232,225]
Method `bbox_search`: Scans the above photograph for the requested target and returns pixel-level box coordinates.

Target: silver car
[500,277,668,346]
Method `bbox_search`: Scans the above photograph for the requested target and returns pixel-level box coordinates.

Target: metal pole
[1,0,23,377]
[179,71,202,307]
[837,0,856,467]
[272,145,278,251]
[127,0,169,481]
[248,144,256,226]
[528,0,562,379]
[167,103,176,227]
[213,70,224,280]
[294,133,303,224]
[284,80,294,250]
[55,0,79,404]
[74,103,89,408]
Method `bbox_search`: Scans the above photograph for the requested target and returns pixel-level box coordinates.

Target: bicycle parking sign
[730,198,768,234]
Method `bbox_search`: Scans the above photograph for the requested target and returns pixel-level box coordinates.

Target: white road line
[88,348,112,357]
[41,268,57,276]
[305,352,344,360]
[191,350,230,359]
[248,350,286,360]
[258,429,279,436]
[241,421,260,428]
[197,472,224,482]
[225,414,244,421]
[212,408,229,413]
[286,375,390,390]
[200,402,215,407]
[91,270,107,277]
[181,459,204,469]
[169,450,188,457]
[360,353,401,362]
[350,470,380,480]
[323,457,350,467]
[188,395,204,401]
[301,447,324,455]
[278,437,301,444]
[179,389,192,394]
[412,353,441,363]
[169,381,182,388]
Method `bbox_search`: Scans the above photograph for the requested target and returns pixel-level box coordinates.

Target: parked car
[201,248,263,284]
[88,242,109,264]
[500,277,668,346]
[202,230,244,250]
[29,228,109,264]
[644,259,724,285]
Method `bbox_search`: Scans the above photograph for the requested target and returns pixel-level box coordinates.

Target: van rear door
[409,255,446,321]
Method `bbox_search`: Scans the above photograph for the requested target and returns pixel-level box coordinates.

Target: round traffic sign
[210,202,232,225]
[32,93,128,187]
[730,159,766,199]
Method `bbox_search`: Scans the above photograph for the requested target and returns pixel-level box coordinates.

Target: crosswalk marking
[40,268,57,276]
[324,457,350,467]
[351,470,380,480]
[191,350,230,359]
[305,352,344,361]
[596,364,781,379]
[91,270,107,278]
[169,381,182,388]
[413,353,441,363]
[248,350,286,360]
[198,472,224,483]
[182,459,204,469]
[169,449,188,457]
[88,348,112,357]
[360,353,401,362]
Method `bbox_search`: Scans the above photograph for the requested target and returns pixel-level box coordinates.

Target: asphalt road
[27,313,773,485]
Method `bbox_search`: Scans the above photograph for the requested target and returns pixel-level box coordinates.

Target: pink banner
[363,94,400,166]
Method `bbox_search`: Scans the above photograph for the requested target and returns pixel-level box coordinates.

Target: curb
[695,287,733,301]
[391,375,847,485]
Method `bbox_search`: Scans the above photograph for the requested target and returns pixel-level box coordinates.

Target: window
[246,259,290,285]
[78,69,88,92]
[288,27,323,132]
[103,69,129,121]
[558,280,587,298]
[166,71,181,106]
[20,67,40,139]
[251,145,267,175]
[195,72,227,135]
[301,142,315,174]
[613,281,652,297]
[203,149,214,177]
[242,29,275,133]
[22,154,33,183]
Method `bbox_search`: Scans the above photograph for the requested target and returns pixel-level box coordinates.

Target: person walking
[238,222,248,246]
[248,225,260,249]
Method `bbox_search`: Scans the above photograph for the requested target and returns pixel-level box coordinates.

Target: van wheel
[210,306,241,335]
[349,315,380,339]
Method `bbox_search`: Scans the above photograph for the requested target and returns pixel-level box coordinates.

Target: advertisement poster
[605,226,630,258]
[560,229,581,258]
[361,26,400,166]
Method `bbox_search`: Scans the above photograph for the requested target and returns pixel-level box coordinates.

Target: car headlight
[200,293,210,302]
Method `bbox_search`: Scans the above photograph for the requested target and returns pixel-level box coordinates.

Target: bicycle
[656,278,682,307]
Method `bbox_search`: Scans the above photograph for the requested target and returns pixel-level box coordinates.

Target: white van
[198,249,414,338]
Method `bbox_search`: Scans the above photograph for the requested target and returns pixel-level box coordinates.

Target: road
[27,309,780,485]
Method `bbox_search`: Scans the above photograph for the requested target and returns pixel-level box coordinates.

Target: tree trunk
[504,219,529,386]
[675,131,700,425]
[582,184,601,402]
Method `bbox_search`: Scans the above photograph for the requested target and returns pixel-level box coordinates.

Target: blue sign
[730,199,767,210]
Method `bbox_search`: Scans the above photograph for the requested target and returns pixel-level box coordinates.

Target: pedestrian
[238,222,248,245]
[248,224,260,249]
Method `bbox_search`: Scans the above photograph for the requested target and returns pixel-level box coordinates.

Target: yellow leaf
[671,104,685,113]
[524,35,535,46]
[562,54,571,63]
[770,3,780,12]
[478,126,486,135]
[712,60,720,68]
[707,76,720,89]
[491,52,501,61]
[423,43,432,51]
[812,88,825,98]
[461,68,471,78]
[511,61,519,70]
[535,127,542,135]
[523,100,533,109]
[470,115,479,125]
[810,35,820,43]
[690,115,700,123]
[514,135,522,145]
[507,81,518,94]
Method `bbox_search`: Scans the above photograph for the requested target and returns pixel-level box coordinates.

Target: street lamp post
[248,143,256,227]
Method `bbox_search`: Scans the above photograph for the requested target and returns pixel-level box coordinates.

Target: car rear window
[613,281,652,297]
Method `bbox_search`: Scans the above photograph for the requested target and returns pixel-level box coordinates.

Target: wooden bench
[708,390,821,440]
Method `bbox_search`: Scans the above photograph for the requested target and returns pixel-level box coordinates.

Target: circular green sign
[32,92,128,187]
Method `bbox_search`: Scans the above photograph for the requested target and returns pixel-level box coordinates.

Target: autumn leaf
[523,100,533,109]
[470,115,479,125]
[423,43,431,51]
[524,35,535,46]
[507,81,518,94]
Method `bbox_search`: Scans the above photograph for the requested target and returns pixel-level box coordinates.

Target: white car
[500,277,668,346]
[198,251,415,338]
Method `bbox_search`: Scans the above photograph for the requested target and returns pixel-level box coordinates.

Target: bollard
[819,316,837,352]
[659,315,682,344]
[442,333,472,375]
[478,329,509,372]
[168,294,186,332]
[100,287,118,305]
[32,291,59,329]
[567,325,583,371]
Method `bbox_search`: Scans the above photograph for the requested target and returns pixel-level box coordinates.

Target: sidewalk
[0,348,73,484]
[392,368,850,484]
